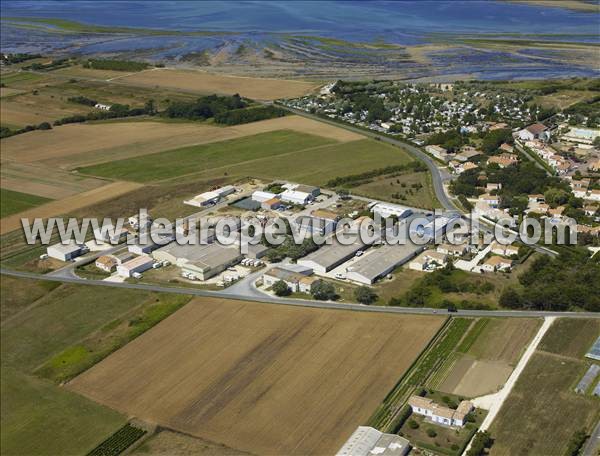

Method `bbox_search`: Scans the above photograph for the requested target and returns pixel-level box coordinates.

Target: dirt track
[68,298,443,456]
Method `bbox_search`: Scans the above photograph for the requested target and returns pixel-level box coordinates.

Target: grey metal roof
[347,243,423,282]
[299,236,366,269]
[587,336,600,361]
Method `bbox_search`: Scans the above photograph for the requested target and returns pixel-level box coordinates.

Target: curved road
[2,268,598,319]
[278,105,458,212]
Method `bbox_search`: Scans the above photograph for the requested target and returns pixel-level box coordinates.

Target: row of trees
[163,94,246,120]
[214,105,287,125]
[326,162,427,188]
[0,122,51,139]
[54,101,155,126]
[82,58,149,72]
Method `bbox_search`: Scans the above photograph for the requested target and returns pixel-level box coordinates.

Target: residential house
[479,193,500,208]
[518,123,549,142]
[437,243,468,257]
[499,143,514,154]
[486,183,502,192]
[408,395,473,427]
[262,267,313,293]
[488,153,518,168]
[95,255,118,272]
[482,256,512,272]
[490,242,519,257]
[585,189,600,202]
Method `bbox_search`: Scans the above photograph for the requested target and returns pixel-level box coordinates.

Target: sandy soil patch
[0,181,142,234]
[117,68,320,100]
[452,359,513,397]
[1,162,107,199]
[1,116,359,168]
[68,298,443,456]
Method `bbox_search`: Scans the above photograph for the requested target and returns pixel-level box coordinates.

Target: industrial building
[117,255,154,277]
[46,241,86,261]
[252,190,278,202]
[336,426,410,456]
[297,236,368,273]
[370,202,413,220]
[152,242,242,280]
[293,210,338,236]
[410,214,460,240]
[280,189,314,205]
[184,185,235,207]
[346,243,424,284]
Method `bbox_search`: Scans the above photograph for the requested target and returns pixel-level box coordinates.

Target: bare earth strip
[1,116,361,168]
[1,162,107,199]
[0,181,142,234]
[116,68,320,100]
[68,298,443,456]
[451,360,513,397]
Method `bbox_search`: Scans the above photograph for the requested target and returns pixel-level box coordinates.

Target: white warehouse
[47,241,85,261]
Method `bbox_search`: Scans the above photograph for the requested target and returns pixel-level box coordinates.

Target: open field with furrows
[436,318,541,398]
[133,430,253,456]
[0,276,193,455]
[1,115,361,168]
[0,161,108,199]
[115,68,321,100]
[0,181,143,235]
[490,318,600,456]
[79,132,416,189]
[68,298,444,456]
[0,188,52,218]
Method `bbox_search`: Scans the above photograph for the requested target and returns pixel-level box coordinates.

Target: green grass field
[1,367,126,456]
[78,130,334,182]
[0,276,193,455]
[538,318,600,359]
[77,130,419,190]
[490,318,600,456]
[0,188,52,218]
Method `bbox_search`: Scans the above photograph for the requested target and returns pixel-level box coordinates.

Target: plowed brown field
[68,298,443,456]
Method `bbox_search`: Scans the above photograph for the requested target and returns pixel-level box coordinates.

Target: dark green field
[0,188,52,218]
[0,276,192,455]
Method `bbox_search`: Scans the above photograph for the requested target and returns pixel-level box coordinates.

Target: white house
[95,255,118,272]
[117,255,154,277]
[490,242,519,257]
[482,256,513,272]
[408,395,473,427]
[479,193,500,208]
[518,123,549,142]
[94,103,112,111]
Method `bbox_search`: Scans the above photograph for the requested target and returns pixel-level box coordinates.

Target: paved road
[3,268,598,319]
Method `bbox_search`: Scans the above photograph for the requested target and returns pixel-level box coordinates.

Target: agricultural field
[1,115,360,168]
[490,318,600,456]
[133,430,252,456]
[68,297,444,455]
[436,318,541,398]
[0,188,52,218]
[0,181,143,235]
[0,276,193,455]
[116,68,320,100]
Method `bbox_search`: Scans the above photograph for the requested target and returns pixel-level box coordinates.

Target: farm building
[370,202,413,220]
[336,426,410,456]
[408,395,473,427]
[280,189,313,205]
[295,184,321,197]
[262,267,316,293]
[297,236,368,274]
[346,243,423,285]
[184,185,236,207]
[153,242,242,280]
[47,241,85,261]
[95,255,118,272]
[117,256,154,277]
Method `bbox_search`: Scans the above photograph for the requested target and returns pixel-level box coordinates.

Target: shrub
[408,419,419,429]
[354,286,378,304]
[272,280,291,297]
[427,428,437,438]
